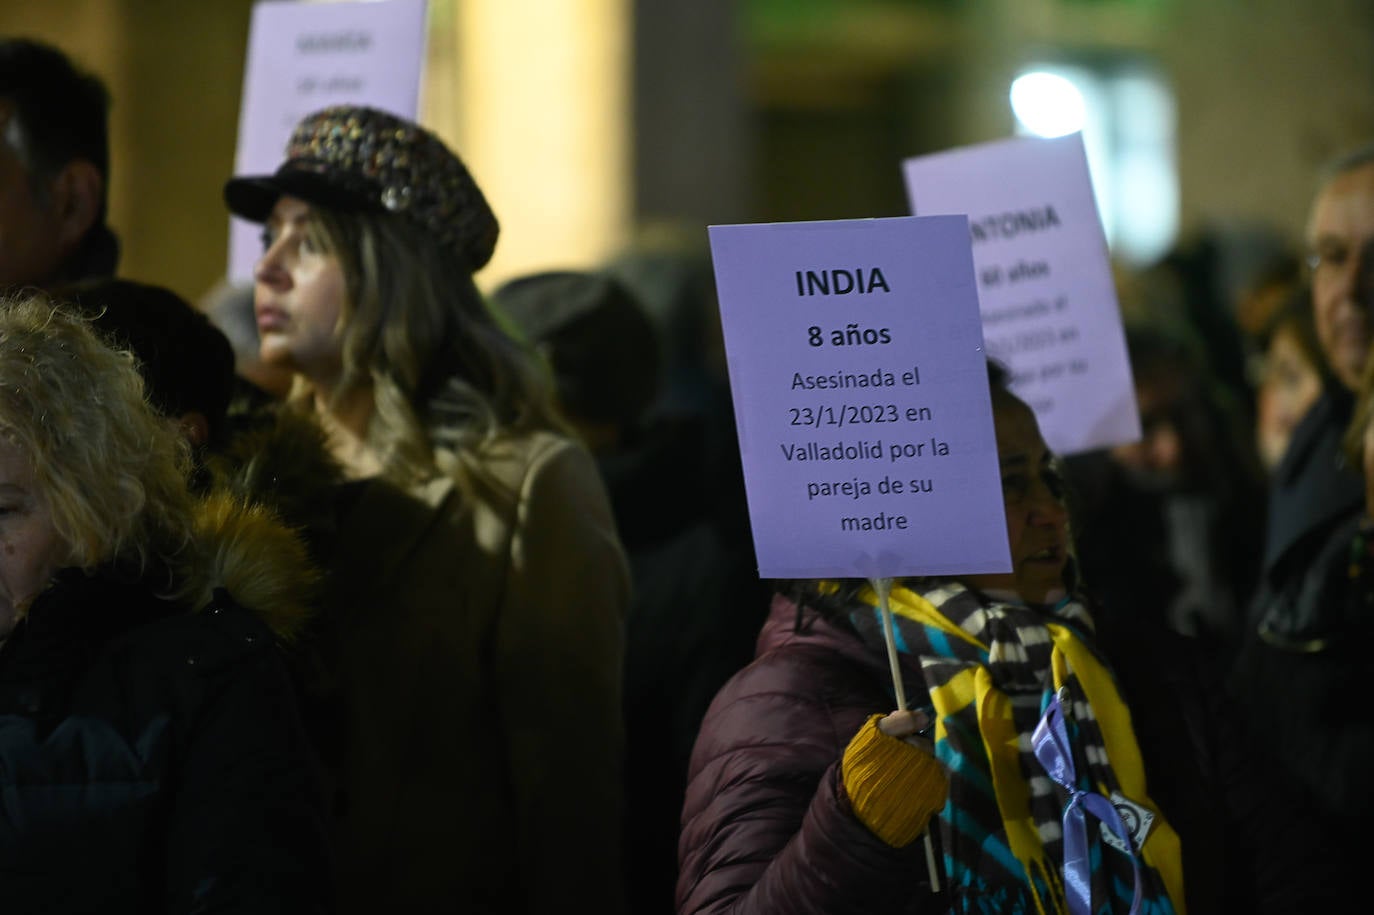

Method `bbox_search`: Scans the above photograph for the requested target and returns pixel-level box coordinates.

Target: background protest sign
[708,215,1010,580]
[228,0,428,282]
[903,133,1141,455]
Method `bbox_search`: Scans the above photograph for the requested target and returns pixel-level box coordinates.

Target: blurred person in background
[1216,317,1374,894]
[1232,249,1303,373]
[493,269,767,915]
[1251,283,1332,472]
[606,229,756,565]
[1228,142,1374,897]
[1068,287,1264,660]
[1147,230,1265,429]
[224,105,629,914]
[0,293,330,911]
[57,277,237,452]
[0,38,117,290]
[1243,144,1373,624]
[1231,144,1373,686]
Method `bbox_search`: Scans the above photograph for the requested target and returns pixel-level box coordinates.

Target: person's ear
[51,159,102,249]
[176,411,211,448]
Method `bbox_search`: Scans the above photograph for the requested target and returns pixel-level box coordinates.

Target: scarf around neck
[846,580,1185,915]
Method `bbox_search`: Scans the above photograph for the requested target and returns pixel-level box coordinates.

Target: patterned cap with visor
[223,105,498,271]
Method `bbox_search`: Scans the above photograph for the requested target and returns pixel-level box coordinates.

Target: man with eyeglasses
[1256,147,1373,617]
[1227,145,1374,900]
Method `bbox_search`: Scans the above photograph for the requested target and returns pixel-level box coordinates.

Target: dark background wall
[1,0,1370,302]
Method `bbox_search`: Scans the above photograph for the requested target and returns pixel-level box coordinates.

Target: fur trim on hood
[186,404,347,643]
[207,404,347,539]
[191,490,319,643]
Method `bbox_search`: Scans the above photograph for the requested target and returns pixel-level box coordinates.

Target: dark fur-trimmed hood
[196,403,348,641]
[208,403,348,538]
[192,490,319,643]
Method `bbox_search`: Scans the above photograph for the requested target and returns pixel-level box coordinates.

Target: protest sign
[708,216,1010,580]
[903,133,1140,454]
[228,0,428,281]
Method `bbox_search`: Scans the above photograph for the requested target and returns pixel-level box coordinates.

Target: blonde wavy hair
[0,293,198,592]
[296,206,566,489]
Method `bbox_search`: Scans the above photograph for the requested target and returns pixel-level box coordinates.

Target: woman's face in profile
[961,394,1070,606]
[0,437,64,639]
[253,196,348,384]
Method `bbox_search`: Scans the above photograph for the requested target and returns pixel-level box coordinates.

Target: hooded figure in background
[494,270,767,915]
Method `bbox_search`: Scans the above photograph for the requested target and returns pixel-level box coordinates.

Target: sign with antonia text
[903,133,1140,455]
[709,216,1010,580]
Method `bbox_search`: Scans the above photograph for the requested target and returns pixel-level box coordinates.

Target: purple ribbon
[1031,692,1143,915]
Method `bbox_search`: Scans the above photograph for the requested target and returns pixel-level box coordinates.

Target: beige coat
[307,429,630,913]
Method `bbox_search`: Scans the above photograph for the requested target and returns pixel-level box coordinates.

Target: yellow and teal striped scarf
[847,581,1185,914]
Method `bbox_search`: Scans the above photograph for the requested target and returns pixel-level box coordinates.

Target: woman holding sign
[222,106,630,914]
[678,364,1333,914]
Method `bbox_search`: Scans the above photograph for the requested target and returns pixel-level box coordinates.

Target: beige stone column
[423,0,633,289]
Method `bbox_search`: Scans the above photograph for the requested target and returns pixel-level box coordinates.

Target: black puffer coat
[0,533,331,911]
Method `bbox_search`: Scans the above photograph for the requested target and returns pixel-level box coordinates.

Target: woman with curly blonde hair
[223,106,630,914]
[0,293,330,911]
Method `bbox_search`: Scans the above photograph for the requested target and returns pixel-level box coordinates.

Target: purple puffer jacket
[676,592,939,915]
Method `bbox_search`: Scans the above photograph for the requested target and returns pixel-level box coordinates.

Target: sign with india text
[228,0,429,282]
[709,216,1011,580]
[903,133,1140,455]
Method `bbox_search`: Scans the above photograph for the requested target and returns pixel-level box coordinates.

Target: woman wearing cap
[0,293,329,911]
[224,106,629,914]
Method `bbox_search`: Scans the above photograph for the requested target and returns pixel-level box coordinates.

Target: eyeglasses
[1306,237,1374,280]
